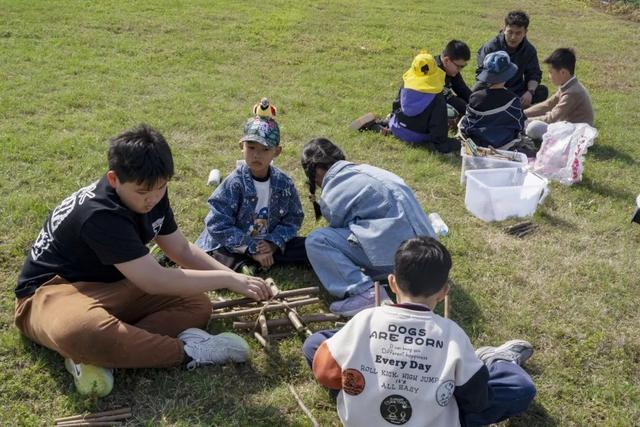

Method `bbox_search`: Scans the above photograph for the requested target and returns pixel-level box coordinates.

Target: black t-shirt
[15,175,177,298]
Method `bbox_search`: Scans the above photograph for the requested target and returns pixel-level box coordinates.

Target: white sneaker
[475,339,534,367]
[64,358,114,397]
[178,328,250,369]
[329,286,391,317]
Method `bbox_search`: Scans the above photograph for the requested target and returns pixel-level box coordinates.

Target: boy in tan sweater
[524,48,594,139]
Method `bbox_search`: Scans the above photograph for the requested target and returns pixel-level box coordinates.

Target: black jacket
[436,55,471,102]
[475,32,542,96]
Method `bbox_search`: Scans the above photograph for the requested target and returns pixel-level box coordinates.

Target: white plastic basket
[460,147,528,185]
[464,167,549,222]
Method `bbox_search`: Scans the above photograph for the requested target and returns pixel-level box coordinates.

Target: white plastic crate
[460,147,528,185]
[464,167,548,222]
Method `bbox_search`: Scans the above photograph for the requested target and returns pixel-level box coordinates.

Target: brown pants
[14,276,211,369]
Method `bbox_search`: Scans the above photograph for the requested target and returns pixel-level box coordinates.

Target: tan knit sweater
[524,77,594,125]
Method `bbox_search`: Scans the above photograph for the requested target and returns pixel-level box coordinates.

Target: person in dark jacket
[474,10,548,108]
[436,39,472,117]
[459,51,526,149]
[350,51,460,153]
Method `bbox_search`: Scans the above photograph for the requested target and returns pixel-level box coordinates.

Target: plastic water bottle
[429,213,449,237]
[207,169,221,186]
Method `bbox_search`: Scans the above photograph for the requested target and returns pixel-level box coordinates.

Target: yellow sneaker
[64,358,114,397]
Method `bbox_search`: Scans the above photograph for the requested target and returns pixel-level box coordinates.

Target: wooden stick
[266,278,279,297]
[285,309,313,336]
[210,287,319,310]
[54,408,131,423]
[258,314,268,338]
[57,418,127,426]
[287,384,319,427]
[374,281,381,307]
[444,295,449,319]
[269,332,299,339]
[233,313,341,330]
[253,331,270,349]
[56,414,130,424]
[210,298,320,319]
[55,423,122,427]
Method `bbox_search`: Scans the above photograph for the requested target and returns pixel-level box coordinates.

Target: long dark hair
[300,138,346,219]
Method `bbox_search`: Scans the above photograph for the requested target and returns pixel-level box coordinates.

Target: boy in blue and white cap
[196,116,308,272]
[459,51,527,150]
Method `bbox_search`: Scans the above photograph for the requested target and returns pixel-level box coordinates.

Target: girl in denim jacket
[301,138,435,316]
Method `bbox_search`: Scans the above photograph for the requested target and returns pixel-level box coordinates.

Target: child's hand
[256,240,276,255]
[252,252,274,268]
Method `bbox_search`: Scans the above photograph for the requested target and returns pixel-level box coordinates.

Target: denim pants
[302,330,536,426]
[305,227,392,298]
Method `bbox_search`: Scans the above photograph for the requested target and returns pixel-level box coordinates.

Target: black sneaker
[349,113,376,131]
[475,339,534,366]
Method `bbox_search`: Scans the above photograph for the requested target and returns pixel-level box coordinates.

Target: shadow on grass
[536,208,578,231]
[17,336,295,425]
[579,175,636,201]
[446,278,486,340]
[589,143,636,165]
[508,400,558,426]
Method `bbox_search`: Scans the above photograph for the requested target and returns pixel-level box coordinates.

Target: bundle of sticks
[460,135,519,161]
[211,279,339,348]
[54,407,131,426]
[505,221,537,238]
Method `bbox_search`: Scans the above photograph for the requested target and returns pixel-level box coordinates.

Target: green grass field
[1,0,639,425]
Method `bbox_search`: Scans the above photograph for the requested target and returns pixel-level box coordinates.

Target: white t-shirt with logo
[313,305,484,427]
[251,178,270,239]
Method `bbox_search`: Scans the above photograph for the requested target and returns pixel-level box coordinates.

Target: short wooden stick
[210,287,319,310]
[374,281,381,307]
[54,408,131,423]
[266,278,280,297]
[285,309,313,336]
[233,313,341,330]
[444,295,449,319]
[210,298,320,319]
[55,423,122,427]
[56,414,130,424]
[258,314,268,338]
[253,331,270,349]
[287,384,319,427]
[269,332,300,339]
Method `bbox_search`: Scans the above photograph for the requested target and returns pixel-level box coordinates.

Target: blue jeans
[302,330,536,426]
[305,227,392,298]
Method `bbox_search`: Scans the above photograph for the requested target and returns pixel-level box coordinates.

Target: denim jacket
[320,161,435,267]
[195,164,304,254]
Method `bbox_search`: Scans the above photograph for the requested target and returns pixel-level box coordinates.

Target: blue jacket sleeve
[205,177,256,252]
[262,183,304,252]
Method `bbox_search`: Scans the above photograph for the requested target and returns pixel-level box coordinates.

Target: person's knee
[305,229,330,257]
[526,120,547,140]
[182,293,212,328]
[517,375,537,403]
[53,315,118,360]
[302,332,327,368]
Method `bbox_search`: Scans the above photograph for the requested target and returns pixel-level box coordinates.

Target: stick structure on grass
[211,279,326,346]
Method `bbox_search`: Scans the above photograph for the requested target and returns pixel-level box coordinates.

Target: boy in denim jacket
[196,116,307,272]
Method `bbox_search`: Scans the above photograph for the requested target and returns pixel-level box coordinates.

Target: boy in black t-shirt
[15,124,272,397]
